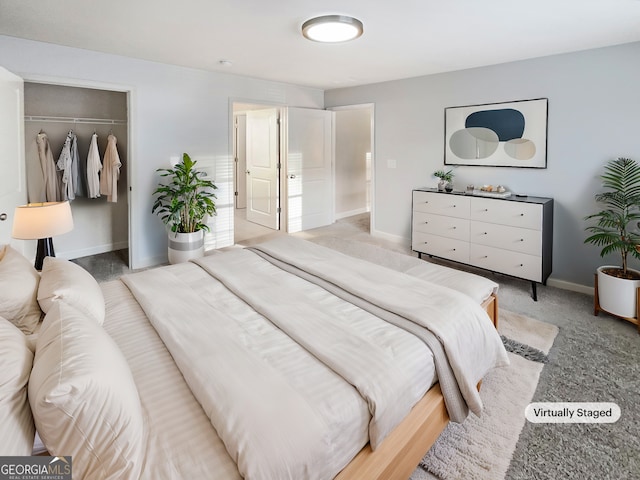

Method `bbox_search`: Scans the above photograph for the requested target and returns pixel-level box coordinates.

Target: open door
[0,67,27,253]
[245,108,280,229]
[284,107,333,233]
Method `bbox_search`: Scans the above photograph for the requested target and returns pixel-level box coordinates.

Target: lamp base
[35,237,55,271]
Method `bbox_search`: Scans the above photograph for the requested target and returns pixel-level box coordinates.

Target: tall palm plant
[584,157,640,277]
[152,153,217,233]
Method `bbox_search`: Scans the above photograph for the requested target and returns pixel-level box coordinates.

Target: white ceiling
[1,0,640,90]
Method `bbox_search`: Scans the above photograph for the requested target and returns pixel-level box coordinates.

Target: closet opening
[23,82,130,271]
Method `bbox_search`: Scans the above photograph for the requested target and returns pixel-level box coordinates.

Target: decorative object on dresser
[584,157,640,333]
[412,188,553,300]
[433,169,454,192]
[445,98,548,168]
[152,153,218,264]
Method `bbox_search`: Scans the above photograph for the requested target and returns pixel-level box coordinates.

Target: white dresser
[412,189,553,300]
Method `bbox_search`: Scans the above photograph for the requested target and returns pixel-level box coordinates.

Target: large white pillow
[29,302,145,479]
[0,245,42,334]
[0,316,35,455]
[37,256,105,325]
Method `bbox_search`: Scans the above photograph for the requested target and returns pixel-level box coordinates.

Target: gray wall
[325,42,640,289]
[0,35,323,268]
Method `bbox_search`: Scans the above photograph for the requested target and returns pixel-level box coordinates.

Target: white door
[285,107,333,233]
[234,114,247,209]
[246,108,279,229]
[0,67,27,254]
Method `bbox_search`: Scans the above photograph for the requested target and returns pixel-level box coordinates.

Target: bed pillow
[29,302,145,479]
[0,244,42,334]
[0,316,36,455]
[37,256,105,325]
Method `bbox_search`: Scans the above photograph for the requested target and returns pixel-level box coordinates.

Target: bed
[0,236,507,480]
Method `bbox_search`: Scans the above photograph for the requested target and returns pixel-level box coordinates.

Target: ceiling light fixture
[302,15,363,43]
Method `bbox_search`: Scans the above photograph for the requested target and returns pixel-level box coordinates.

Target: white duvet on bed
[117,237,507,480]
[122,255,436,480]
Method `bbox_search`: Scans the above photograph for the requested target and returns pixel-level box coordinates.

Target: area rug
[410,310,559,480]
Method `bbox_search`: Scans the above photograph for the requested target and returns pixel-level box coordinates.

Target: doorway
[330,104,374,232]
[233,102,281,243]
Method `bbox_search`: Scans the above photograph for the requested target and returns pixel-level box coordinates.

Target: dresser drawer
[469,244,542,282]
[412,232,470,263]
[470,198,542,230]
[413,191,470,219]
[470,221,542,256]
[413,212,470,241]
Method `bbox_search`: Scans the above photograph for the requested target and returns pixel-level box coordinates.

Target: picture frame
[444,98,548,168]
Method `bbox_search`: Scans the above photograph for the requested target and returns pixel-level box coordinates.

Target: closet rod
[24,115,127,125]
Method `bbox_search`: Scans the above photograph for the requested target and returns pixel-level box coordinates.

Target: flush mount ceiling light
[302,15,363,43]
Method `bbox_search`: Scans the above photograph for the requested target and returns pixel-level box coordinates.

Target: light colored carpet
[411,311,558,480]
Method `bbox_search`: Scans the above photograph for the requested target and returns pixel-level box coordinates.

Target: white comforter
[121,238,508,480]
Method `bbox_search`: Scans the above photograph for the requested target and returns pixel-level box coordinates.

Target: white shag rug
[411,310,558,480]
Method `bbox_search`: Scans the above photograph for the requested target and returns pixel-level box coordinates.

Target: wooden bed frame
[336,293,498,480]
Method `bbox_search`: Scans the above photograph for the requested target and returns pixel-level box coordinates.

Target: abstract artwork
[445,98,548,168]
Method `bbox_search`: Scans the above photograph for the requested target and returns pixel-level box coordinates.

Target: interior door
[246,108,279,229]
[285,107,333,233]
[0,67,27,253]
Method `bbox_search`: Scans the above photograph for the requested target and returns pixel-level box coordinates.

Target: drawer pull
[452,248,456,251]
[519,263,524,267]
[520,213,525,216]
[483,208,488,212]
[520,238,524,242]
[424,221,429,224]
[482,255,488,259]
[482,232,488,235]
[452,226,457,229]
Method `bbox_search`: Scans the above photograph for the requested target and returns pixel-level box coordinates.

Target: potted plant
[152,153,217,264]
[584,157,640,322]
[433,169,454,192]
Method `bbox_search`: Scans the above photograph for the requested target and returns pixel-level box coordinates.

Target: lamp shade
[12,201,74,240]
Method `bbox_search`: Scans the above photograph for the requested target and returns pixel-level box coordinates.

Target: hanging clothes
[35,132,62,202]
[69,132,85,197]
[57,133,75,201]
[99,134,122,203]
[86,133,102,199]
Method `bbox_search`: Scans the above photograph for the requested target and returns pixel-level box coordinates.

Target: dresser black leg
[531,281,538,301]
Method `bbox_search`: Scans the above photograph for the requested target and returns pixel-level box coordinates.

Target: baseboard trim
[370,228,408,245]
[58,241,129,261]
[336,208,369,220]
[546,278,593,296]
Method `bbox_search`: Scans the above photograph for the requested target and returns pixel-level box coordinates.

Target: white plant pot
[168,230,205,264]
[597,265,640,319]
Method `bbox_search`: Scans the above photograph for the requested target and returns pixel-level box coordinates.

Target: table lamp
[12,201,74,270]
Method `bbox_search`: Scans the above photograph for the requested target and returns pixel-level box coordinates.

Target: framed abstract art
[444,98,548,168]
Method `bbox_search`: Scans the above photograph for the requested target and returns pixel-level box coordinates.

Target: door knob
[246,170,250,175]
[289,174,296,179]
[0,213,7,221]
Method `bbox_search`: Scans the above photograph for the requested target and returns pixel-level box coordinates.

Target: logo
[0,456,72,480]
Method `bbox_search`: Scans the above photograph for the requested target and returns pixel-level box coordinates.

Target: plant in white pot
[152,153,217,264]
[433,169,454,192]
[584,157,640,326]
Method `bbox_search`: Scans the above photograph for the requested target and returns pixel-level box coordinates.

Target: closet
[23,82,129,264]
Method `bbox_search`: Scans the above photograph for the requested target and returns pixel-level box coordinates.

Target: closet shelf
[25,115,127,125]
